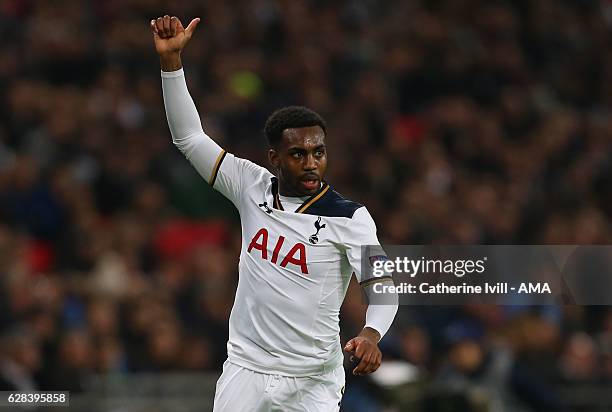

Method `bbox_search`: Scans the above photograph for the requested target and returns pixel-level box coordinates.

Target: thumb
[185,17,201,37]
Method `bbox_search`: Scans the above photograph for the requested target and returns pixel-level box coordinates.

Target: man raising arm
[151,15,398,411]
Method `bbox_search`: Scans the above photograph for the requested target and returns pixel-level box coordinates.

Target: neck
[279,186,307,197]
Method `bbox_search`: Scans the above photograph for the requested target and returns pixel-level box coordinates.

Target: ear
[268,148,279,169]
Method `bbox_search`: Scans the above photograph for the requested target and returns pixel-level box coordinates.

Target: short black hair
[264,106,327,147]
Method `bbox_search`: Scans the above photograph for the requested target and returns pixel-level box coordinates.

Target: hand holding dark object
[343,327,382,376]
[150,15,200,71]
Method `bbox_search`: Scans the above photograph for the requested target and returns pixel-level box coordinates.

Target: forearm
[161,63,223,179]
[161,65,205,144]
[363,284,399,341]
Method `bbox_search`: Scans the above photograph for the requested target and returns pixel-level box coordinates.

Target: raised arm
[151,15,270,207]
[151,17,251,199]
[151,15,224,177]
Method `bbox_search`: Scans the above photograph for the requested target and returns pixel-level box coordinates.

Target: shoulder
[351,205,376,226]
[224,153,274,182]
[304,187,364,218]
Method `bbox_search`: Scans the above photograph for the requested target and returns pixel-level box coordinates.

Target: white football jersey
[211,150,381,376]
[161,69,387,377]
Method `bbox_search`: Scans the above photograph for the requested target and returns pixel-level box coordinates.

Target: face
[268,125,327,196]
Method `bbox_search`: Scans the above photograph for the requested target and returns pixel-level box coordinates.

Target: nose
[304,154,317,171]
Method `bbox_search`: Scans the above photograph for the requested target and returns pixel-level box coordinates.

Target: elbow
[171,134,184,148]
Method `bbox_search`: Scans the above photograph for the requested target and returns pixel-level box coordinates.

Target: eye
[315,150,325,157]
[292,152,303,159]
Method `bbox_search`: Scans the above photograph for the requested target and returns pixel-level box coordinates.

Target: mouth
[300,175,320,191]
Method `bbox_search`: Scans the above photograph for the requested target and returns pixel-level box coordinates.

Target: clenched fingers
[352,346,382,375]
[155,17,164,37]
[150,19,158,35]
[154,16,172,38]
[162,15,171,34]
[170,16,179,36]
[353,353,380,375]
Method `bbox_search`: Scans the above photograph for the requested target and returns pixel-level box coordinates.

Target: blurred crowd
[1,0,612,410]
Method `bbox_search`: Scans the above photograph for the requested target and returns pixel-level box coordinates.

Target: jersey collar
[271,177,330,214]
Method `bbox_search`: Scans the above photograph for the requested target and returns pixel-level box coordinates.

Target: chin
[289,184,314,197]
[299,185,319,196]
